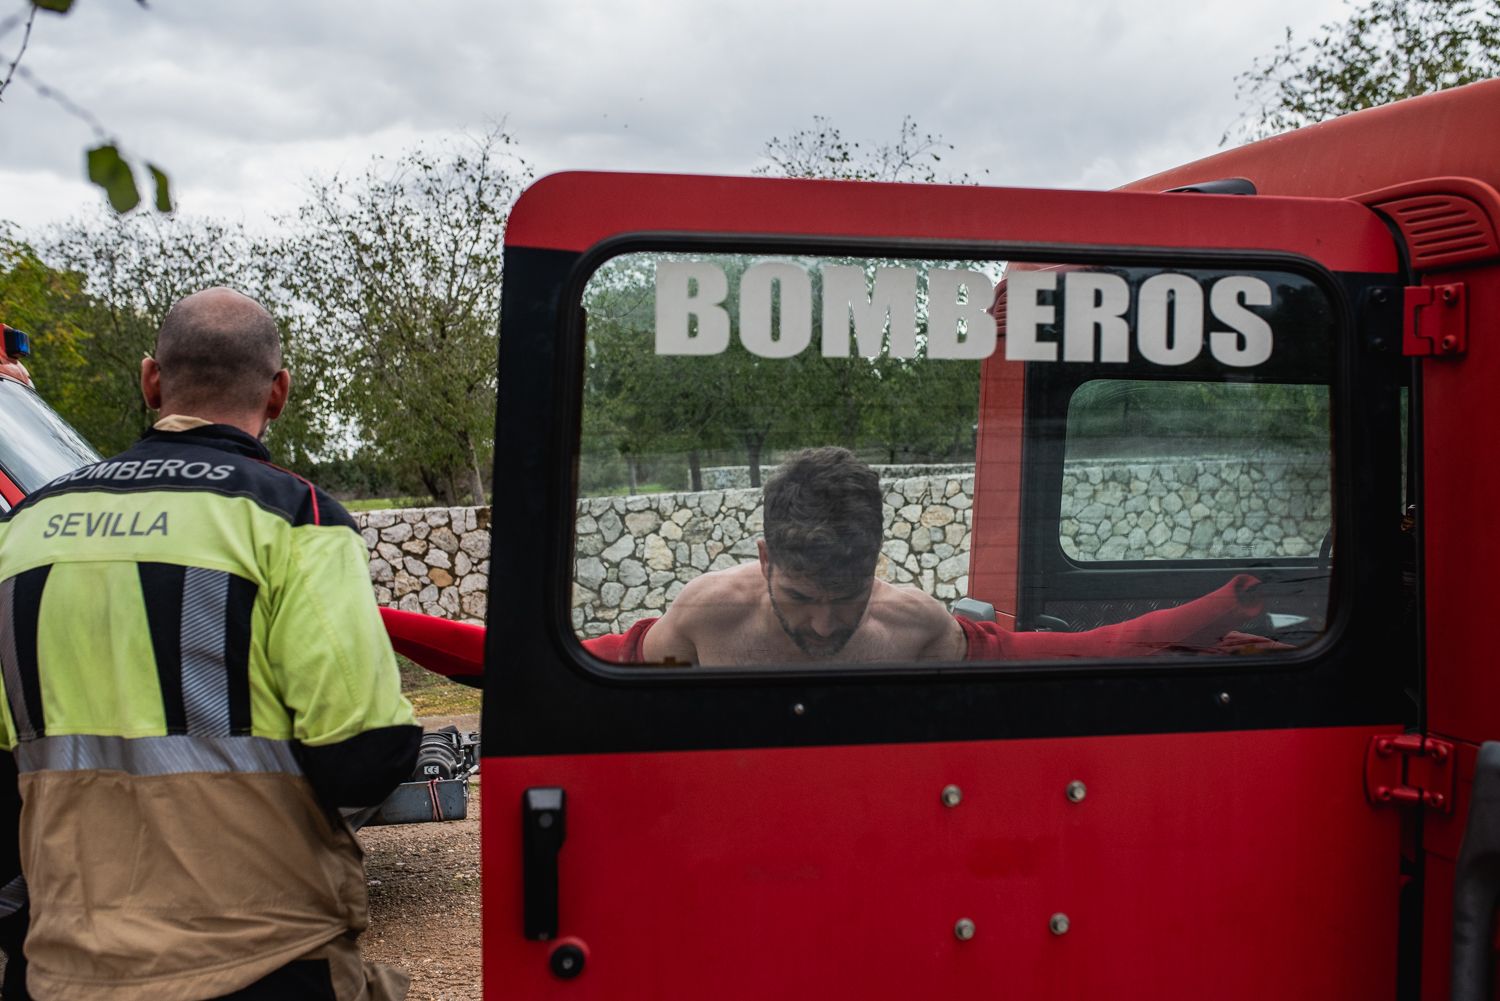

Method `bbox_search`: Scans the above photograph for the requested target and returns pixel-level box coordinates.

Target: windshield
[0,378,101,492]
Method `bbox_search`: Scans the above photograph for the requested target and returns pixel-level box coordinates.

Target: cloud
[0,0,1351,229]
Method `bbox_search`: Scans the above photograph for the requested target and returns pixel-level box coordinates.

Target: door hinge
[1403,282,1467,357]
[1364,733,1455,812]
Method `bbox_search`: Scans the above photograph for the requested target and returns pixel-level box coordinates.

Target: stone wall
[1059,456,1329,561]
[700,463,973,490]
[571,474,975,638]
[354,507,493,622]
[353,455,1330,633]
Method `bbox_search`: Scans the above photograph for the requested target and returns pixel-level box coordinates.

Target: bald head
[153,287,283,417]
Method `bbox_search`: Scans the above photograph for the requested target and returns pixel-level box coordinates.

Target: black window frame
[484,231,1411,757]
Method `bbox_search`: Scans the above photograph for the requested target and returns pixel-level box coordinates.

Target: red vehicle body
[344,80,1500,997]
[0,325,100,507]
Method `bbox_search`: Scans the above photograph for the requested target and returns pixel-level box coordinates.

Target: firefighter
[0,287,419,1000]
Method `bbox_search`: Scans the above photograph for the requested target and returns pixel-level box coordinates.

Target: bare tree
[755,115,986,184]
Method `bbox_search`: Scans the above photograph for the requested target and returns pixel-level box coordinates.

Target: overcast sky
[0,0,1351,234]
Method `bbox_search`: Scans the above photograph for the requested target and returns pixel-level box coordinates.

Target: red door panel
[485,727,1400,999]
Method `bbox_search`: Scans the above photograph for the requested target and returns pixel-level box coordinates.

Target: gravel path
[359,713,483,1000]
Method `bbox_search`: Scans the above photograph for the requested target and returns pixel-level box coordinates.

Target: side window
[1060,381,1331,562]
[573,254,1339,669]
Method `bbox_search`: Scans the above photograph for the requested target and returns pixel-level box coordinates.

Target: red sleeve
[379,606,485,680]
[960,574,1267,660]
[582,617,659,664]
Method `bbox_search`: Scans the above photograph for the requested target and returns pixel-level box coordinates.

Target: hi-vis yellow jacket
[0,423,419,1001]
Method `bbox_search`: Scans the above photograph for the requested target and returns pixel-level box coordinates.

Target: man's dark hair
[762,447,883,586]
[154,287,282,414]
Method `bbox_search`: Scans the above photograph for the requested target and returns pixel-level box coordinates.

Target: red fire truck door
[483,173,1414,999]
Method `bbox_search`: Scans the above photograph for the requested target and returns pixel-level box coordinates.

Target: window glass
[0,379,100,491]
[574,254,1336,669]
[1061,381,1331,561]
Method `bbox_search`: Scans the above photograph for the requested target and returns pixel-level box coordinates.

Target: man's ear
[140,356,163,411]
[757,538,770,577]
[266,369,291,421]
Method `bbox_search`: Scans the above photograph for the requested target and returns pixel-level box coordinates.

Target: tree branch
[14,64,110,139]
[0,4,37,102]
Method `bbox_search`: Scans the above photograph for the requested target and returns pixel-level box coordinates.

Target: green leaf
[148,163,173,213]
[86,144,140,214]
[31,0,75,11]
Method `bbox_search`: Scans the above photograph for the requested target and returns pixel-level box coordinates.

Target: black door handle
[523,787,566,940]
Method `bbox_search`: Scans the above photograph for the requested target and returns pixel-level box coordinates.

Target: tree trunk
[419,467,449,505]
[626,455,639,493]
[464,434,486,506]
[747,439,763,488]
[842,383,861,444]
[688,450,703,492]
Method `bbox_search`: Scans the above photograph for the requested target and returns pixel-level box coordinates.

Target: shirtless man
[643,447,967,665]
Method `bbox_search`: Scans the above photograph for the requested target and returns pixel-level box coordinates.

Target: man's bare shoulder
[869,580,949,625]
[667,562,764,619]
[642,562,765,664]
[867,581,967,658]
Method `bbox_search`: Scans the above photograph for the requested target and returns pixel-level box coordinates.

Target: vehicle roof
[1124,78,1500,199]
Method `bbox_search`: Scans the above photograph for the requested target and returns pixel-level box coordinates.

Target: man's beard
[768,589,857,658]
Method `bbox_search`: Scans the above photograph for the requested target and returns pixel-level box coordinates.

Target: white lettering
[1063,272,1131,363]
[655,262,731,356]
[1003,270,1058,362]
[1136,273,1203,366]
[1209,276,1274,367]
[645,260,1274,369]
[926,269,996,360]
[739,262,812,359]
[820,266,918,359]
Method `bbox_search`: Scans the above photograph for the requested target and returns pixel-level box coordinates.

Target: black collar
[140,423,271,461]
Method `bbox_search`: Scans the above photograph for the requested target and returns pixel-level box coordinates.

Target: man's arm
[639,584,703,665]
[959,574,1268,660]
[908,591,969,660]
[269,519,421,807]
[0,690,26,998]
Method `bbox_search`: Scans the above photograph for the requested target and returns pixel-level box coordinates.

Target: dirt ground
[359,712,483,1001]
